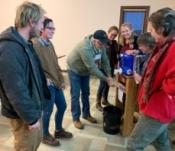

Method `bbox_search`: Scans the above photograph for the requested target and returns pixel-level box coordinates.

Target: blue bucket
[119,53,134,75]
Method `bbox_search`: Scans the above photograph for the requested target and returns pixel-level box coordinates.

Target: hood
[0,27,27,48]
[84,34,93,43]
[83,34,94,49]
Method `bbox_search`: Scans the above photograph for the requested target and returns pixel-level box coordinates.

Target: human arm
[28,119,41,131]
[79,48,107,81]
[134,72,142,84]
[125,49,140,55]
[53,48,65,89]
[162,44,175,95]
[101,48,111,77]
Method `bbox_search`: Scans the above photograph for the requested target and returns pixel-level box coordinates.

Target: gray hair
[137,32,156,49]
[149,7,175,37]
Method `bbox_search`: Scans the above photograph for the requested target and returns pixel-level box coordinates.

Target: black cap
[93,30,109,44]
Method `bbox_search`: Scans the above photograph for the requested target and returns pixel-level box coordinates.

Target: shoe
[42,134,60,146]
[73,120,84,129]
[96,102,103,112]
[101,99,111,106]
[83,116,97,123]
[54,129,73,139]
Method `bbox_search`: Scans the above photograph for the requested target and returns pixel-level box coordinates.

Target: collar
[16,30,30,46]
[38,38,51,46]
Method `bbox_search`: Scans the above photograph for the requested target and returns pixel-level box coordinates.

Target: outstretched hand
[28,120,40,131]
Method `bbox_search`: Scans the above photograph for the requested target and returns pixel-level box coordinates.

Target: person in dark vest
[96,26,119,111]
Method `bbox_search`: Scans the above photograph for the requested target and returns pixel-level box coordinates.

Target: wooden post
[115,74,137,136]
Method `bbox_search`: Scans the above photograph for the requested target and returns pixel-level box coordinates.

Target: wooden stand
[115,74,138,136]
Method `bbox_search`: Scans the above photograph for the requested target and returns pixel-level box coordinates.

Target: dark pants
[68,70,90,121]
[97,80,109,101]
[42,85,67,136]
[97,69,109,101]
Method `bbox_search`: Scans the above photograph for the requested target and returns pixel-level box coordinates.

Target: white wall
[0,0,174,69]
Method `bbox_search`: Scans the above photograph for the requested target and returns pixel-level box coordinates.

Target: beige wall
[0,0,174,69]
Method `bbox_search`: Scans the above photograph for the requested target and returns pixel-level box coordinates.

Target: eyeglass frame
[45,26,56,31]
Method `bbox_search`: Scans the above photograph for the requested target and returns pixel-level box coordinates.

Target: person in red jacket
[127,7,175,151]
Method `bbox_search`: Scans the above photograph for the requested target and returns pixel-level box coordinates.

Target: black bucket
[103,105,122,135]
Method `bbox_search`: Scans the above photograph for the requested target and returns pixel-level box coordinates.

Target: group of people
[0,1,175,151]
[0,1,73,149]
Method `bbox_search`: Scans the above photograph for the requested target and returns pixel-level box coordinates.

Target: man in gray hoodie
[67,30,113,129]
[0,2,49,151]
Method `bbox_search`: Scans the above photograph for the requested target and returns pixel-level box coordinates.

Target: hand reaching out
[28,119,40,131]
[134,72,142,84]
[125,49,138,55]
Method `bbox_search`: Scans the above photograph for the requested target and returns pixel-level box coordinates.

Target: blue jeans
[127,113,172,151]
[68,70,90,121]
[42,85,67,136]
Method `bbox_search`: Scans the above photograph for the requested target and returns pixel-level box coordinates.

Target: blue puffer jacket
[0,27,50,124]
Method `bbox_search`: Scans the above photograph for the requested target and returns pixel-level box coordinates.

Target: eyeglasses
[46,27,56,31]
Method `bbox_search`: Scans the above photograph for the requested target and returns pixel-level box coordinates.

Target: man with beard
[0,2,49,151]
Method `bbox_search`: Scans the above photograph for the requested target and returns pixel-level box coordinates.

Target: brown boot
[96,98,103,111]
[42,134,60,146]
[101,98,111,106]
[96,102,103,112]
[73,120,84,129]
[83,116,97,123]
[54,129,73,139]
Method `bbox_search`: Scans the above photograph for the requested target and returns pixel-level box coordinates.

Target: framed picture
[119,6,150,35]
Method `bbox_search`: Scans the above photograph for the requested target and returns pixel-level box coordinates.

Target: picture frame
[119,6,150,35]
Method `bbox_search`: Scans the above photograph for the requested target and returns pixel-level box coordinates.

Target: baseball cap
[93,30,109,44]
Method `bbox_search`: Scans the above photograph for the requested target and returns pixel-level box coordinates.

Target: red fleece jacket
[138,41,175,123]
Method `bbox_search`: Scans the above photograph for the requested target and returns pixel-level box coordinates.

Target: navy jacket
[0,27,50,124]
